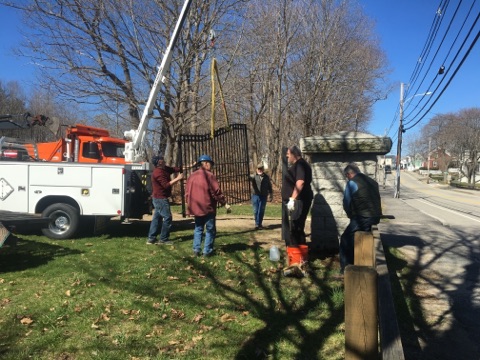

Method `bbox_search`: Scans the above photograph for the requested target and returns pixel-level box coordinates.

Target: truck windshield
[102,142,125,158]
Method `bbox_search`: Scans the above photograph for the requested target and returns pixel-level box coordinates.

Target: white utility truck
[0,161,149,239]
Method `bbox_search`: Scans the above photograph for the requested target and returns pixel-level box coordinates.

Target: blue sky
[0,8,32,86]
[361,0,480,147]
[2,2,480,154]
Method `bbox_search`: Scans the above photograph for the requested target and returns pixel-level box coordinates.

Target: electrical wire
[389,0,480,136]
[403,0,463,121]
[403,0,477,125]
[404,27,480,131]
[405,0,450,99]
[404,5,480,129]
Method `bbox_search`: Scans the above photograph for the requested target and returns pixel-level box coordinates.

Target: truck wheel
[41,203,80,240]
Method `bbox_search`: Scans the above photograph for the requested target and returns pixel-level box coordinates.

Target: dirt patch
[143,213,289,250]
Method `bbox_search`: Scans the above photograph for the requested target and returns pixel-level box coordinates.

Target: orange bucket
[287,245,309,265]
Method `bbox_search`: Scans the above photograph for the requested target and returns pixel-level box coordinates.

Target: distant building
[377,155,395,168]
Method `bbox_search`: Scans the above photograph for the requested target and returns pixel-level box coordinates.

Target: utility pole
[395,82,404,198]
[427,137,431,184]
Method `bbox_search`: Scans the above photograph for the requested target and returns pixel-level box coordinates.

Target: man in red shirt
[147,155,183,245]
[185,154,230,257]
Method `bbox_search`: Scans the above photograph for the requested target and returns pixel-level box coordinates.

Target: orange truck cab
[35,124,127,164]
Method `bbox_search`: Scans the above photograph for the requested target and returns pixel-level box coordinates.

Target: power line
[391,1,480,134]
[406,0,450,97]
[403,0,477,126]
[403,0,464,121]
[404,27,480,131]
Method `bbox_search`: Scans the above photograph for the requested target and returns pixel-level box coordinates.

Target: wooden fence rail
[344,227,405,360]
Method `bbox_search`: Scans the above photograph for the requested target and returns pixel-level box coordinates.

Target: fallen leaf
[192,313,204,323]
[20,317,33,325]
[65,290,71,297]
[220,313,236,322]
[1,298,11,305]
[167,276,179,281]
[170,308,185,319]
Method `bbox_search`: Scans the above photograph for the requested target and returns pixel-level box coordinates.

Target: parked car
[385,165,392,174]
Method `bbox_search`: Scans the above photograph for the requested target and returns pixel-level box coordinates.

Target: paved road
[378,171,480,360]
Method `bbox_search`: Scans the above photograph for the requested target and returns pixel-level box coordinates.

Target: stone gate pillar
[300,132,392,251]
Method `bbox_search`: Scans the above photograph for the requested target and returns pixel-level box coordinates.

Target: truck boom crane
[123,0,193,163]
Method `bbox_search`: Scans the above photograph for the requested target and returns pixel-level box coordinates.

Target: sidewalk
[378,186,480,359]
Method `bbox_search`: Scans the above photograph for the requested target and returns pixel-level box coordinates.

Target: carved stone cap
[300,131,392,155]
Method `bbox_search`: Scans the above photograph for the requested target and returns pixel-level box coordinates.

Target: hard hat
[152,155,164,167]
[197,154,214,165]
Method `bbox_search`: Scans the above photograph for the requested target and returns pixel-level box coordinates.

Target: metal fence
[178,124,250,216]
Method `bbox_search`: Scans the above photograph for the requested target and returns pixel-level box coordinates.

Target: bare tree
[0,80,27,117]
[289,0,388,136]
[3,0,389,174]
[422,113,455,181]
[405,132,425,169]
[2,0,246,162]
[453,108,480,186]
[222,0,388,182]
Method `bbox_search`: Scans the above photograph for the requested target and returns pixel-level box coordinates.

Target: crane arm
[124,0,194,163]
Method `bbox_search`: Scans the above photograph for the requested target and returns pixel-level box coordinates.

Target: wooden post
[354,231,375,267]
[345,265,378,360]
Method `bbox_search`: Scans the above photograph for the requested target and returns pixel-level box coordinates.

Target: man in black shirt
[281,146,313,247]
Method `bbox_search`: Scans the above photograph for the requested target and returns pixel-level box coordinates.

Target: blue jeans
[147,198,172,242]
[252,194,267,227]
[193,213,216,255]
[339,216,380,273]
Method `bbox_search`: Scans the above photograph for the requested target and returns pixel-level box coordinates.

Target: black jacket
[250,173,273,197]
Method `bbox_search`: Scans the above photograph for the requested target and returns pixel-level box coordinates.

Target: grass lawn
[0,206,345,360]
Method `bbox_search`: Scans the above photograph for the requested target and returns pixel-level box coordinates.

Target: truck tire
[41,203,80,240]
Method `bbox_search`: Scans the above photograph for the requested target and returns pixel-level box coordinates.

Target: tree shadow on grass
[183,247,343,359]
[66,234,343,358]
[0,238,83,273]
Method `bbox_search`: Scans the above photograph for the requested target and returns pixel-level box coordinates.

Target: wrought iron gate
[178,124,250,216]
